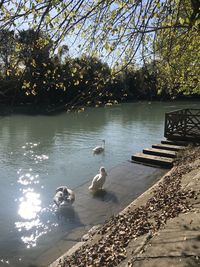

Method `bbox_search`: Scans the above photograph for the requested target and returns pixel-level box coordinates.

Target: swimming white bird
[93,140,105,154]
[89,167,107,192]
[54,186,75,208]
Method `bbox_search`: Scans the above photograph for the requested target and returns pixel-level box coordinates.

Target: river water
[0,101,199,266]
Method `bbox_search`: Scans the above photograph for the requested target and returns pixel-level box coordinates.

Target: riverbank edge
[49,146,200,267]
[1,98,200,116]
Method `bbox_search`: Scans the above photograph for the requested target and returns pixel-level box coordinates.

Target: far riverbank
[1,97,200,116]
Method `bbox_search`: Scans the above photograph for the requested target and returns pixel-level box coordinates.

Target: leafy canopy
[0,0,199,65]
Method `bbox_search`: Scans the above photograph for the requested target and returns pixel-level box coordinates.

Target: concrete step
[152,143,186,151]
[143,148,177,158]
[131,153,174,168]
[161,140,189,146]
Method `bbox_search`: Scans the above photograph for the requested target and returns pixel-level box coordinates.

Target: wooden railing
[164,109,200,141]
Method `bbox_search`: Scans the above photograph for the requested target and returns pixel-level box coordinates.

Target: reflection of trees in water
[1,102,197,156]
[0,107,108,147]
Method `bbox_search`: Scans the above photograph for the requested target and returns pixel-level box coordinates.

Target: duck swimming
[93,140,105,154]
[54,186,75,208]
[89,167,107,192]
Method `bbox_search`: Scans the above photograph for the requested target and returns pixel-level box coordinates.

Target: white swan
[54,186,75,208]
[93,140,105,154]
[89,167,107,192]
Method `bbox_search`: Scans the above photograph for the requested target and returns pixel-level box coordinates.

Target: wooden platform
[161,140,188,146]
[165,109,200,142]
[132,108,199,168]
[131,139,188,168]
[152,143,186,151]
[143,148,177,158]
[132,153,174,168]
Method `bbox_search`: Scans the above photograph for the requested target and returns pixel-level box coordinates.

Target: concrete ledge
[49,242,85,267]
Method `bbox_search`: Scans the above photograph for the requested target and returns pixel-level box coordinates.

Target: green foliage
[0,0,199,106]
[0,12,199,112]
[0,0,199,65]
[155,0,200,97]
[0,30,18,78]
[0,27,158,110]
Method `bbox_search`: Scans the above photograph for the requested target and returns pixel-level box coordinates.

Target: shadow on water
[55,206,84,227]
[91,189,119,204]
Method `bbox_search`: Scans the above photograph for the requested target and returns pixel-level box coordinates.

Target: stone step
[152,143,186,151]
[143,148,177,158]
[131,153,174,168]
[161,140,189,146]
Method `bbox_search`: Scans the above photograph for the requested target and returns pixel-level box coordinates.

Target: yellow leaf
[74,80,80,85]
[105,102,112,106]
[31,90,37,95]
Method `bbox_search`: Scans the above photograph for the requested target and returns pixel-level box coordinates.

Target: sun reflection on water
[18,190,41,220]
[0,259,10,265]
[18,173,40,186]
[16,188,54,248]
[21,142,49,163]
[16,204,58,248]
[14,142,55,248]
[16,185,44,248]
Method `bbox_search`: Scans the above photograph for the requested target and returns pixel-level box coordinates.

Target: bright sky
[1,0,151,67]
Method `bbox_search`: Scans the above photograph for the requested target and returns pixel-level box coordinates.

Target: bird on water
[93,140,105,154]
[89,167,107,192]
[53,186,75,208]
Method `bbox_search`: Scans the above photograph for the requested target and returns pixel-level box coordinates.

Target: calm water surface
[0,101,199,266]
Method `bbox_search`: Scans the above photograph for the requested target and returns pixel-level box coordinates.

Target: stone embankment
[50,146,200,267]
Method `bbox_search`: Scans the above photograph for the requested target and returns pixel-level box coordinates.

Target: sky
[1,0,154,67]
